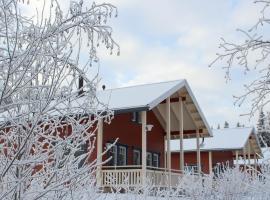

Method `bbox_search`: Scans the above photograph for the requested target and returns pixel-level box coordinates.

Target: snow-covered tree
[210,0,270,117]
[0,0,118,199]
[236,122,241,128]
[217,124,220,129]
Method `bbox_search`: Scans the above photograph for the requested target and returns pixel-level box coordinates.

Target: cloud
[22,0,262,127]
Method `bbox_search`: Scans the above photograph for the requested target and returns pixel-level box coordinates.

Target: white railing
[101,166,184,188]
[102,166,142,187]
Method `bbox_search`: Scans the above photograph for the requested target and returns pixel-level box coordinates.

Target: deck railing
[101,165,185,187]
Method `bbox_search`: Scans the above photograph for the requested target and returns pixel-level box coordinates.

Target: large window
[153,153,159,168]
[184,164,201,173]
[106,143,127,166]
[106,143,117,166]
[118,146,127,166]
[147,152,152,166]
[133,149,141,165]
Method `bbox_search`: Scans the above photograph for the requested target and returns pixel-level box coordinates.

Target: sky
[22,0,264,129]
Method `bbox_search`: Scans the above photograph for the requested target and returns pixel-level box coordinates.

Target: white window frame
[106,143,117,166]
[153,153,159,168]
[184,165,198,173]
[147,152,152,166]
[133,149,141,165]
[118,145,127,166]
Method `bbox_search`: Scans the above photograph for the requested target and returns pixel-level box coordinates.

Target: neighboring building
[94,80,212,187]
[170,127,262,174]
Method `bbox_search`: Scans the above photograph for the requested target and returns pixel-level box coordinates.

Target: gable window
[133,149,141,165]
[147,152,152,166]
[118,145,127,166]
[153,153,159,168]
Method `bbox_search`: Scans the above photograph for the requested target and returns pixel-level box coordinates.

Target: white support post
[196,129,201,174]
[96,118,103,187]
[166,98,171,185]
[243,147,247,171]
[254,152,257,171]
[235,150,239,166]
[208,151,212,174]
[164,135,167,169]
[179,97,184,172]
[141,111,147,187]
[248,140,251,166]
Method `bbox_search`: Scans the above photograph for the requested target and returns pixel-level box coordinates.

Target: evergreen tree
[224,121,229,128]
[257,109,269,147]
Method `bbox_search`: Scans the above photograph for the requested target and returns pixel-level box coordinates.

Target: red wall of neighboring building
[171,152,210,173]
[171,151,234,174]
[212,151,234,167]
[98,111,165,167]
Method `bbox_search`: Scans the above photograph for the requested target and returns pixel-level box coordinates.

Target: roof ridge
[97,79,184,92]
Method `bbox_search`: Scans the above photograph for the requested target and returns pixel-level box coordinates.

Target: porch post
[164,136,167,169]
[208,151,212,174]
[196,129,201,173]
[248,140,251,166]
[141,111,147,187]
[96,118,103,187]
[235,150,239,166]
[254,152,257,171]
[166,98,171,185]
[243,147,247,171]
[179,97,184,172]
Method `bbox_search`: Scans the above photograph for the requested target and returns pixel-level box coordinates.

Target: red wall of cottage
[171,151,234,174]
[90,111,166,167]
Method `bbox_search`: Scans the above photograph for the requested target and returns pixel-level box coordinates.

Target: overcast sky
[24,0,263,128]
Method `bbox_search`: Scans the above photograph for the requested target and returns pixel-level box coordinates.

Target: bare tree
[0,0,118,199]
[210,0,270,117]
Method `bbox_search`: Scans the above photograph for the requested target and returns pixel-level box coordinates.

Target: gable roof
[97,79,212,136]
[97,80,185,112]
[171,127,261,154]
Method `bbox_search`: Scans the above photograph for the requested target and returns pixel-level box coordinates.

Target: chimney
[78,76,84,95]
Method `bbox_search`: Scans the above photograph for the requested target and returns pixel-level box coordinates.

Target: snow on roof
[171,127,255,152]
[96,79,186,112]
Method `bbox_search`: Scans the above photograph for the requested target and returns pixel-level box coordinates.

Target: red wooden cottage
[170,127,262,174]
[93,79,212,187]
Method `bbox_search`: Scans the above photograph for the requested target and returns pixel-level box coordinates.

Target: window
[147,152,152,166]
[118,145,127,166]
[131,112,141,124]
[106,143,117,166]
[184,165,199,173]
[153,153,159,168]
[133,149,141,165]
